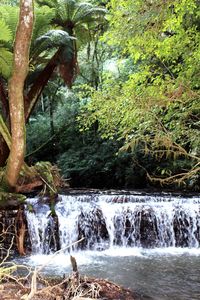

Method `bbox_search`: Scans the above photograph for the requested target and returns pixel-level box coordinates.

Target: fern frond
[35,0,56,9]
[0,19,12,42]
[32,6,55,41]
[0,5,18,41]
[0,47,13,79]
[74,5,107,25]
[33,29,75,58]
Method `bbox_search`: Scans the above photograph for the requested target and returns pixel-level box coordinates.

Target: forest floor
[0,274,139,300]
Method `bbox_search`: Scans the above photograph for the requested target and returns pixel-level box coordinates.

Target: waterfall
[25,193,200,254]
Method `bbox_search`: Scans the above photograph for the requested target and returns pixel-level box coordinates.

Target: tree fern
[73,3,106,25]
[36,0,106,33]
[33,0,107,86]
[33,29,75,57]
[30,5,55,59]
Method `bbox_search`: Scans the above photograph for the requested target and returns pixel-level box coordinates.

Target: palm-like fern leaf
[36,0,107,31]
[0,19,13,79]
[0,5,18,41]
[0,19,12,42]
[34,29,75,56]
[54,0,75,24]
[34,0,107,87]
[32,6,55,42]
[30,6,56,59]
[35,0,56,9]
[0,47,12,79]
[73,3,106,25]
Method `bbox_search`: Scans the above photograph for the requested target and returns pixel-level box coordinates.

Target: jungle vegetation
[0,0,199,196]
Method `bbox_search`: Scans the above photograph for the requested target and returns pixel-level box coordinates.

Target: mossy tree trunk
[4,0,34,191]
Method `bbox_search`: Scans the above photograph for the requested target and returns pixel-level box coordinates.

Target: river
[15,192,200,300]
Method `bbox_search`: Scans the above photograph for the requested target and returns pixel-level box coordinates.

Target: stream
[15,192,200,299]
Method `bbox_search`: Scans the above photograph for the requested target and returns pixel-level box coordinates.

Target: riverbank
[0,275,138,300]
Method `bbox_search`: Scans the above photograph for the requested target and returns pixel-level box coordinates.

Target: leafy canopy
[80,0,200,186]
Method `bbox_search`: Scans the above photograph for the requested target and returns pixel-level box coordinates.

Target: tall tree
[24,0,106,117]
[3,0,34,190]
[0,19,13,166]
[0,0,106,170]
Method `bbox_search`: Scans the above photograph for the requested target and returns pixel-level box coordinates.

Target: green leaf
[34,29,75,56]
[0,47,12,78]
[0,19,12,42]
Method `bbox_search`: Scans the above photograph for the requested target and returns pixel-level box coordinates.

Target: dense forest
[0,2,200,299]
[0,0,200,195]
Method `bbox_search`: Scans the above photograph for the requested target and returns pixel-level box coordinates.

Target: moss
[35,161,58,195]
[0,192,26,208]
[50,203,56,217]
[26,203,34,212]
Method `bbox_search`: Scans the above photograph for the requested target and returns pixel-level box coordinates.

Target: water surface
[16,247,200,300]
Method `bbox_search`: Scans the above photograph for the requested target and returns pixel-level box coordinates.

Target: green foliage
[0,19,12,42]
[57,135,145,188]
[30,5,55,56]
[105,0,200,87]
[33,29,75,59]
[80,0,200,189]
[36,0,107,44]
[2,0,199,190]
[0,5,18,40]
[26,87,147,188]
[0,47,13,79]
[0,18,13,78]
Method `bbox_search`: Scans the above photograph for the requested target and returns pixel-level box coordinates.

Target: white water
[25,201,51,253]
[22,193,200,299]
[16,246,200,300]
[25,194,200,252]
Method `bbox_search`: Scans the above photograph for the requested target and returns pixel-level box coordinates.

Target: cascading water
[21,193,200,300]
[25,193,200,253]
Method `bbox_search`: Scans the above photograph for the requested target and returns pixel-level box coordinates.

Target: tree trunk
[0,49,59,167]
[24,48,61,121]
[0,17,78,168]
[4,0,34,191]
